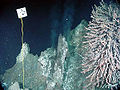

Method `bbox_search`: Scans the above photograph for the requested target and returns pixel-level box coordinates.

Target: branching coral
[82,1,120,89]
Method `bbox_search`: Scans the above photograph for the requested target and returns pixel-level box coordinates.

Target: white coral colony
[82,1,120,89]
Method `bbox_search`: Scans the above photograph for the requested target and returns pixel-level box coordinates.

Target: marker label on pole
[16,7,27,18]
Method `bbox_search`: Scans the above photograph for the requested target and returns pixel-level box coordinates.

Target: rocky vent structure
[1,20,89,90]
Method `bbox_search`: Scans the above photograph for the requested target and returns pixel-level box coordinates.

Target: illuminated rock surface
[1,20,90,90]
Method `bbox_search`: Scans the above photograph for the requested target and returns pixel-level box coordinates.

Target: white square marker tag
[16,7,27,18]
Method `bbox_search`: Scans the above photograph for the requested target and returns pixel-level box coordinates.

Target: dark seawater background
[0,0,113,74]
